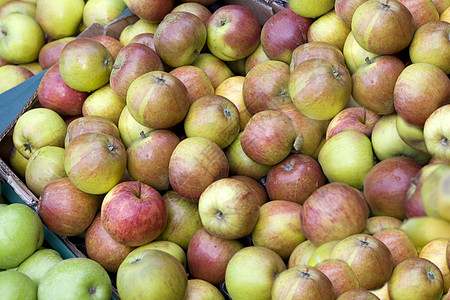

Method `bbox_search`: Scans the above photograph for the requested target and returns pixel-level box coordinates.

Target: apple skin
[9,146,28,178]
[225,246,287,300]
[307,240,340,267]
[123,0,174,23]
[192,53,234,89]
[101,181,167,247]
[110,42,164,101]
[337,289,380,299]
[441,6,450,21]
[91,35,123,60]
[0,0,36,19]
[82,84,126,125]
[198,178,260,240]
[343,31,379,74]
[400,217,450,250]
[59,37,114,92]
[351,0,415,55]
[419,239,450,291]
[154,11,207,68]
[230,175,268,207]
[421,165,450,220]
[423,105,450,162]
[288,0,335,18]
[64,115,120,148]
[64,132,127,195]
[316,259,360,298]
[171,2,212,25]
[0,270,37,300]
[364,216,403,234]
[374,228,419,266]
[187,227,244,285]
[388,257,444,300]
[20,62,42,75]
[394,63,450,127]
[128,33,155,51]
[0,64,34,93]
[301,182,369,246]
[17,248,63,286]
[290,41,346,72]
[398,0,440,29]
[265,153,326,204]
[117,105,153,148]
[38,37,75,70]
[335,0,369,26]
[326,107,380,140]
[119,19,159,46]
[243,60,292,114]
[289,58,351,121]
[37,64,89,117]
[185,279,225,300]
[307,10,351,51]
[363,156,421,220]
[288,240,318,268]
[405,176,428,218]
[128,240,186,269]
[85,213,134,273]
[352,55,405,115]
[396,114,428,153]
[169,137,229,201]
[82,0,127,27]
[260,8,313,64]
[244,43,270,74]
[127,129,180,191]
[170,65,214,104]
[206,4,261,61]
[126,71,190,129]
[241,110,297,166]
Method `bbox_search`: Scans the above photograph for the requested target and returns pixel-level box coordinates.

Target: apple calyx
[107,143,118,153]
[0,28,6,37]
[216,210,224,220]
[223,108,232,118]
[441,137,448,146]
[300,271,312,279]
[131,258,142,264]
[331,67,343,79]
[427,271,436,281]
[23,141,32,153]
[103,58,111,68]
[88,287,96,295]
[358,239,370,247]
[219,18,228,27]
[282,161,295,172]
[156,76,166,84]
[380,2,391,10]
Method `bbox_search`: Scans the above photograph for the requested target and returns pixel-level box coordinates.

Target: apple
[126,70,190,129]
[171,2,212,25]
[59,37,114,92]
[307,10,351,51]
[244,43,270,73]
[64,132,127,195]
[119,19,159,46]
[316,259,360,298]
[424,105,450,162]
[0,270,37,299]
[192,53,234,89]
[388,257,444,300]
[343,31,379,74]
[170,65,214,104]
[288,0,335,18]
[394,63,450,127]
[38,37,75,70]
[242,60,292,114]
[82,0,127,27]
[91,35,123,60]
[117,105,153,148]
[168,136,229,201]
[352,55,405,115]
[0,13,45,64]
[117,249,187,300]
[198,177,260,240]
[419,239,450,291]
[187,227,244,285]
[38,258,112,300]
[85,213,134,273]
[337,289,380,299]
[184,94,240,149]
[396,114,428,153]
[101,181,167,247]
[400,217,450,250]
[288,240,318,267]
[351,0,415,54]
[35,0,83,37]
[301,182,369,245]
[335,0,370,26]
[37,63,89,116]
[225,246,287,300]
[421,165,450,220]
[364,216,403,234]
[128,240,186,268]
[9,146,28,178]
[13,108,67,159]
[123,0,174,23]
[110,42,164,100]
[260,8,313,64]
[185,279,225,300]
[128,32,155,50]
[17,248,63,286]
[307,240,340,266]
[0,65,34,93]
[442,6,450,21]
[319,130,375,189]
[64,115,120,147]
[289,58,351,121]
[398,0,440,29]
[405,176,428,218]
[290,41,346,72]
[374,228,419,266]
[230,175,268,206]
[206,4,261,61]
[265,153,325,204]
[20,62,42,75]
[326,107,380,140]
[0,203,44,269]
[0,0,36,19]
[272,265,335,299]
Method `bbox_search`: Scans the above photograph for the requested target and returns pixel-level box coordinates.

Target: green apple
[186,279,225,300]
[419,239,450,292]
[83,0,127,27]
[0,64,34,94]
[20,61,43,75]
[421,165,450,221]
[0,270,37,300]
[396,115,428,153]
[192,53,234,89]
[117,249,188,300]
[117,105,153,148]
[343,31,378,74]
[17,248,63,286]
[288,0,335,18]
[319,130,375,189]
[423,104,450,162]
[306,10,351,51]
[0,13,45,64]
[128,240,186,268]
[0,203,44,269]
[36,0,84,39]
[288,240,318,268]
[0,0,36,19]
[119,19,159,46]
[82,84,125,125]
[38,258,112,300]
[307,240,339,266]
[59,37,114,92]
[400,217,450,250]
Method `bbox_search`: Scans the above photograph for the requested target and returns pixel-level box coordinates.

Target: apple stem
[156,76,166,84]
[358,239,370,247]
[441,137,448,146]
[107,143,117,153]
[362,107,367,124]
[427,271,436,281]
[140,131,147,139]
[23,141,32,153]
[137,181,141,198]
[103,58,111,67]
[331,68,342,79]
[365,57,372,65]
[380,2,391,9]
[300,271,311,278]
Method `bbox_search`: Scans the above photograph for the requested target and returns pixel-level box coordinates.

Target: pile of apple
[4,0,450,299]
[0,0,127,93]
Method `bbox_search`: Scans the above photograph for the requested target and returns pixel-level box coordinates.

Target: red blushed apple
[85,213,135,273]
[127,129,180,191]
[230,175,268,207]
[168,136,229,201]
[398,0,440,29]
[301,182,370,245]
[405,177,427,218]
[180,0,217,5]
[64,115,120,148]
[124,0,174,23]
[335,0,370,27]
[91,35,123,60]
[364,216,403,235]
[242,60,292,114]
[351,55,405,115]
[110,42,164,101]
[315,259,360,298]
[326,107,380,140]
[290,41,346,72]
[169,65,214,104]
[363,156,421,220]
[38,177,100,237]
[128,33,155,51]
[260,8,313,64]
[394,63,450,127]
[38,37,75,70]
[337,289,380,299]
[101,181,167,247]
[374,228,418,266]
[265,153,326,204]
[192,53,234,89]
[171,2,212,25]
[37,64,89,117]
[187,227,244,285]
[244,43,270,74]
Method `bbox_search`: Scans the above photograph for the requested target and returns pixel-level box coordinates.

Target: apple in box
[290,41,346,72]
[315,259,360,298]
[424,104,450,162]
[326,107,380,140]
[117,105,153,148]
[288,240,318,268]
[81,84,126,125]
[335,0,370,27]
[170,65,214,104]
[38,37,74,70]
[0,65,33,94]
[91,35,123,60]
[374,228,418,267]
[171,2,212,25]
[0,270,37,300]
[186,279,225,300]
[192,53,234,89]
[64,115,120,148]
[123,0,174,23]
